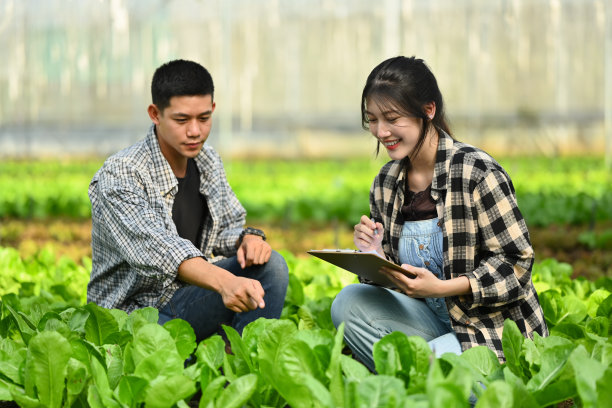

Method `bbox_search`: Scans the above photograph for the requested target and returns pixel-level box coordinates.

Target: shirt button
[465,320,471,325]
[419,244,424,250]
[424,261,430,266]
[437,221,442,227]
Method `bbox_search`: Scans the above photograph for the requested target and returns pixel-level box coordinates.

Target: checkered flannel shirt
[370,131,548,361]
[87,124,246,313]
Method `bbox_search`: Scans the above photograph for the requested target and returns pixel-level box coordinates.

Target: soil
[0,218,610,281]
[529,222,612,281]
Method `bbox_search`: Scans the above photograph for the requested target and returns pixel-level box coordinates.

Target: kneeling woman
[331,56,548,372]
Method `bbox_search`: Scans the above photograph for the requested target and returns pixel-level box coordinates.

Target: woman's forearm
[438,275,471,297]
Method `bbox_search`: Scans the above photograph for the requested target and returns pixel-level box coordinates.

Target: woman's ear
[424,102,436,120]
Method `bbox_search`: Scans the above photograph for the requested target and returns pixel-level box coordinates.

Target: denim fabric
[331,218,461,372]
[158,250,288,342]
[397,218,451,330]
[331,284,456,372]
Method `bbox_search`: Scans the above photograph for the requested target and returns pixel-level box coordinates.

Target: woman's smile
[382,139,401,150]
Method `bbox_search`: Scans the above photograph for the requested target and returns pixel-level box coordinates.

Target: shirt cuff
[154,239,203,288]
[460,271,482,309]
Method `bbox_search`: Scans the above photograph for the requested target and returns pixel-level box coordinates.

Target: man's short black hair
[151,59,214,113]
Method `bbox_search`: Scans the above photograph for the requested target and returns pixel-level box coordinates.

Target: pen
[371,218,378,236]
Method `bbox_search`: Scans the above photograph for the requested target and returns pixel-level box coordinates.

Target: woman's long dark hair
[361,56,453,160]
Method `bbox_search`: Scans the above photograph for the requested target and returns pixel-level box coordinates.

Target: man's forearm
[177,255,266,312]
[177,256,234,293]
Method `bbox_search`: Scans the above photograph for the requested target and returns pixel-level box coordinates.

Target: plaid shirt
[370,131,548,361]
[87,125,246,313]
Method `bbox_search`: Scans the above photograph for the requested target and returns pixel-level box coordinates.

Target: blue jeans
[158,250,288,342]
[331,218,461,372]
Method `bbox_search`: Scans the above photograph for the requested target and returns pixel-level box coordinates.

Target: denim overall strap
[397,218,451,329]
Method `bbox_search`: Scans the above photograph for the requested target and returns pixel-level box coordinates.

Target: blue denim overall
[397,218,451,330]
[397,217,461,357]
[331,217,462,373]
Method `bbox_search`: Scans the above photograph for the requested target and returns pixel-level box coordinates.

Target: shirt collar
[145,124,178,196]
[392,129,454,199]
[431,129,453,199]
[145,123,218,195]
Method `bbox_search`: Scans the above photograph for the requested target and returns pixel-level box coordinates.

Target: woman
[331,56,548,372]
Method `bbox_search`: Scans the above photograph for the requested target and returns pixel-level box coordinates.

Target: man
[87,59,289,341]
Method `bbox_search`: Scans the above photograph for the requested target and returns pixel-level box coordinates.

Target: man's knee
[268,249,288,271]
[263,250,289,287]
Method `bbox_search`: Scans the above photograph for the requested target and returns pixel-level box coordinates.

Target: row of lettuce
[0,246,611,407]
[1,157,611,227]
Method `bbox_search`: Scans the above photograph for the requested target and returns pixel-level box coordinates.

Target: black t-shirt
[172,158,209,249]
[401,184,437,221]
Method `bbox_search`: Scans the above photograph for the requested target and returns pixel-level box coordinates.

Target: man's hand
[218,275,266,312]
[177,256,267,312]
[236,235,272,269]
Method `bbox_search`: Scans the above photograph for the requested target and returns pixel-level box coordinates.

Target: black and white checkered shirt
[87,125,246,313]
[370,131,548,361]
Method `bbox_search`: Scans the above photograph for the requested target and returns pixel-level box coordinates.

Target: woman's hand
[354,215,384,255]
[381,264,472,298]
[380,264,443,298]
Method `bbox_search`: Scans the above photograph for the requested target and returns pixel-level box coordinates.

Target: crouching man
[87,59,288,341]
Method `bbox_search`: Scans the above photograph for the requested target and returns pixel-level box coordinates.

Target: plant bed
[2,218,611,281]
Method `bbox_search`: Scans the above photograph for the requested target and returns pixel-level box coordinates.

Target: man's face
[148,95,215,166]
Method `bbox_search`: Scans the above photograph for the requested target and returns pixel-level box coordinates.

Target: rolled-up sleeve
[462,170,534,309]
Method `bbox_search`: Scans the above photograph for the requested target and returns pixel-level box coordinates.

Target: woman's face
[365,99,423,161]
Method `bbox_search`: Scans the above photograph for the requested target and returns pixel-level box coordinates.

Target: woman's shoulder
[448,140,508,179]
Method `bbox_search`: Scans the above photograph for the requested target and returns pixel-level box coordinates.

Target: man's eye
[199,116,210,122]
[175,119,187,124]
[367,117,377,123]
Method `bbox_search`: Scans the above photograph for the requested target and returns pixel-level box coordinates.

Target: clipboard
[307,249,415,287]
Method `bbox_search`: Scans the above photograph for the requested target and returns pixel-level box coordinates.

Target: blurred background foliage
[0,0,611,281]
[0,0,611,159]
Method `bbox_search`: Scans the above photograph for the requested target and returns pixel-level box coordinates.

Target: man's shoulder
[113,137,151,162]
[197,144,223,164]
[194,144,227,176]
[93,138,153,182]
